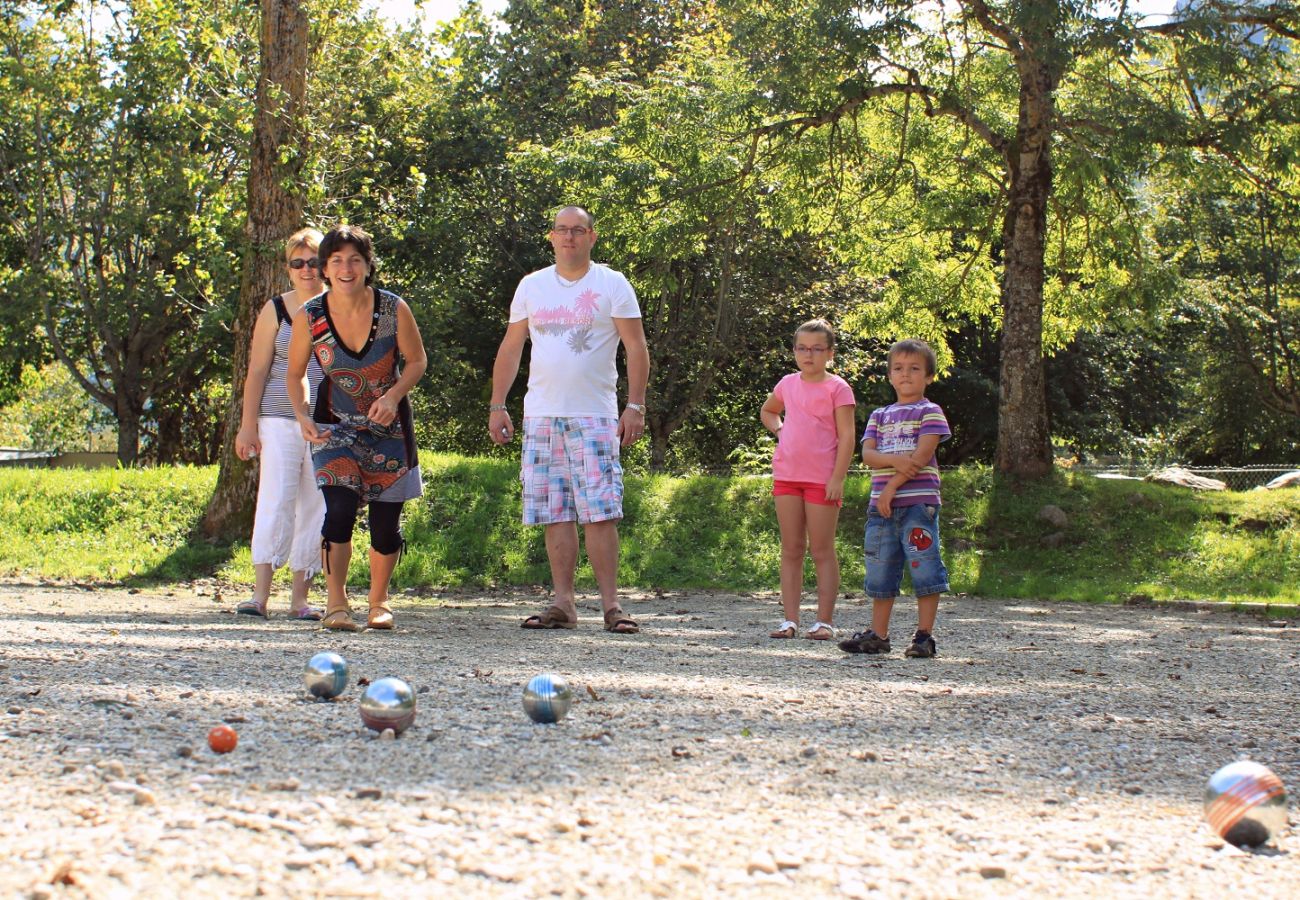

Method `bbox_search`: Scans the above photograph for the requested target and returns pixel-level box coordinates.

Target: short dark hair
[554,205,595,229]
[795,318,835,350]
[318,224,377,286]
[888,338,937,376]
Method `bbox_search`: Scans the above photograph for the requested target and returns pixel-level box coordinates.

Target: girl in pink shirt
[759,319,857,640]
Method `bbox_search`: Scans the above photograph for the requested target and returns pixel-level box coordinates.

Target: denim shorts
[863,503,950,599]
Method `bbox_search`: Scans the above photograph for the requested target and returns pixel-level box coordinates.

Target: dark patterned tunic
[305,289,422,503]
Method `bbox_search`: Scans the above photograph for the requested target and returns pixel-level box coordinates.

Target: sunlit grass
[0,458,1296,606]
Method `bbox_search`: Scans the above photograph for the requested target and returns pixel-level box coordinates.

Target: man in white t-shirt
[489,205,651,634]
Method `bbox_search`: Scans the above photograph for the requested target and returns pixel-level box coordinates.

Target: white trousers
[250,416,325,576]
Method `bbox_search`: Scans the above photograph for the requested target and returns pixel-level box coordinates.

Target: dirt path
[1,583,1296,898]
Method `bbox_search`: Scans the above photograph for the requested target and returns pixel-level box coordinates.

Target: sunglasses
[288,258,321,270]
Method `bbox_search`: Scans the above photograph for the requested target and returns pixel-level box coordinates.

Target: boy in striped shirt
[840,339,951,659]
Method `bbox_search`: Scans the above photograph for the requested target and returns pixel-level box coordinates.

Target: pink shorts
[772,480,842,508]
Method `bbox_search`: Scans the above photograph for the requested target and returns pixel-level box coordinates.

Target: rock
[97,760,127,778]
[746,851,778,875]
[1037,505,1069,529]
[356,787,383,800]
[980,866,1008,879]
[1144,467,1226,491]
[1261,470,1300,490]
[132,789,157,806]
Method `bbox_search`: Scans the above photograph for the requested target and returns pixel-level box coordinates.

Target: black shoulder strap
[271,294,289,328]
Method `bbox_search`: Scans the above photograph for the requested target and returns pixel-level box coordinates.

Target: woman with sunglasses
[232,228,328,620]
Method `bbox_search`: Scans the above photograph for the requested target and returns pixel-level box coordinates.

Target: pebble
[1,586,1298,898]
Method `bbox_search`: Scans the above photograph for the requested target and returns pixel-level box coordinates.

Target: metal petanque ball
[304,651,350,700]
[522,673,573,724]
[359,677,416,735]
[1204,760,1288,847]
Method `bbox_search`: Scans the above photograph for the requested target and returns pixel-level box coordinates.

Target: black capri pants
[320,486,404,555]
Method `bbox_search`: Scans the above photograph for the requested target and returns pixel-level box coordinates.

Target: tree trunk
[994,56,1056,479]
[116,399,140,467]
[202,0,310,538]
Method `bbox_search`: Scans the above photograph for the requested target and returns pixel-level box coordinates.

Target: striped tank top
[259,294,324,419]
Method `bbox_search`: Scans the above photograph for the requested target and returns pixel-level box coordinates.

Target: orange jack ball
[207,725,238,754]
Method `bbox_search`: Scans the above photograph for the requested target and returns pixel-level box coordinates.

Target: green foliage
[3,0,1299,474]
[1,456,1296,607]
[0,0,255,463]
[0,363,116,452]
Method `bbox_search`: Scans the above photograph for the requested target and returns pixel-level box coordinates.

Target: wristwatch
[625,402,646,415]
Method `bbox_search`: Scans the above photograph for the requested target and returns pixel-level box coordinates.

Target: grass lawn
[0,457,1295,606]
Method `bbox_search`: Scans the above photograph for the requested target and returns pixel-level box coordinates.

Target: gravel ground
[1,581,1297,899]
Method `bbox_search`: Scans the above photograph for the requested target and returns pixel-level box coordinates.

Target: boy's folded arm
[908,433,942,468]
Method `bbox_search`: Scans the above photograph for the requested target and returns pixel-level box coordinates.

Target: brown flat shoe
[367,603,394,630]
[521,605,577,630]
[321,608,358,632]
[603,606,639,634]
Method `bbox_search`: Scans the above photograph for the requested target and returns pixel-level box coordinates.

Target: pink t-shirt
[771,372,856,484]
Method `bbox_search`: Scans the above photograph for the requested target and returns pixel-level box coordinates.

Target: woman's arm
[234,301,280,459]
[286,307,327,444]
[367,299,427,427]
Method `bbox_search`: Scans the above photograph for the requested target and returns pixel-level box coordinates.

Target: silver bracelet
[488,403,507,412]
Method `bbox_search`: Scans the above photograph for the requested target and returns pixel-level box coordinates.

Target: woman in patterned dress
[232,228,326,621]
[286,225,427,631]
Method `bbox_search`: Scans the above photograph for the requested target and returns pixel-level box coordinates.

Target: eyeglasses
[288,258,321,270]
[794,345,829,354]
[550,226,591,237]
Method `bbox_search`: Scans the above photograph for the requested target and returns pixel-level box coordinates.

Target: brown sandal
[321,607,358,632]
[521,605,577,630]
[603,607,640,634]
[367,602,394,630]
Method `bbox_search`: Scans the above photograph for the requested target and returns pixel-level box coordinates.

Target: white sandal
[805,621,835,640]
[769,620,798,639]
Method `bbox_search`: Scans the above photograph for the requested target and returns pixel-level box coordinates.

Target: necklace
[554,264,590,288]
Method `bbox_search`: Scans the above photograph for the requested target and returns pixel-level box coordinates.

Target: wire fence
[1074,463,1299,492]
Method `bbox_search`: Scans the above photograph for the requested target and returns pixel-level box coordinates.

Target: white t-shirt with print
[509,263,642,417]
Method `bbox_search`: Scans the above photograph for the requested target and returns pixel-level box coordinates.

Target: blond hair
[284,227,323,261]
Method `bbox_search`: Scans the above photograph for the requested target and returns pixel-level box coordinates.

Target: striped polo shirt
[861,399,950,509]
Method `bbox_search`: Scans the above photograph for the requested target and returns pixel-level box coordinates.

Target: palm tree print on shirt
[531,289,601,355]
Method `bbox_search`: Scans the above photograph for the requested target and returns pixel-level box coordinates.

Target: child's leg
[917,593,939,634]
[775,495,808,624]
[804,499,840,625]
[863,509,902,638]
[872,597,896,638]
